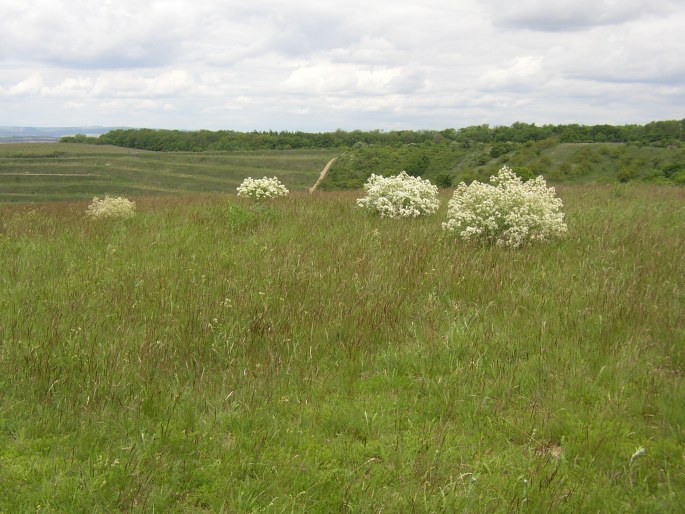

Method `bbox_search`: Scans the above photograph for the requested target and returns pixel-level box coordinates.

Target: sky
[1,0,683,131]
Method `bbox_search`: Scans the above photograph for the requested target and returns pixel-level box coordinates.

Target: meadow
[0,143,337,202]
[0,183,683,512]
[2,140,683,205]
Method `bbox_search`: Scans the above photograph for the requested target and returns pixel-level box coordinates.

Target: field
[0,184,683,512]
[0,143,337,202]
[3,141,684,205]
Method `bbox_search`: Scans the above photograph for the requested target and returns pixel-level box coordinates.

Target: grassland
[2,141,683,205]
[0,184,683,512]
[0,143,337,203]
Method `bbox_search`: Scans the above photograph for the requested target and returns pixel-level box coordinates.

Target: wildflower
[237,176,289,200]
[86,195,136,219]
[442,166,567,247]
[357,171,440,218]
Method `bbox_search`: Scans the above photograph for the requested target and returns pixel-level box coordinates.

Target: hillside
[1,136,683,204]
[321,140,685,189]
[0,143,337,203]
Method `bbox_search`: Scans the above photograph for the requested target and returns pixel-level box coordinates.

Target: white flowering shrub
[86,195,136,220]
[357,171,440,218]
[237,176,289,200]
[442,166,567,247]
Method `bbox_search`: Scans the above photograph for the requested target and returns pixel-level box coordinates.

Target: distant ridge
[0,126,130,143]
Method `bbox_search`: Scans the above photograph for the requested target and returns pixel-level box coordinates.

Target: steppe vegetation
[356,171,440,218]
[0,182,683,511]
[58,121,685,191]
[237,176,290,201]
[2,121,683,204]
[1,121,683,511]
[442,166,567,247]
[323,139,685,190]
[86,195,137,220]
[0,143,335,203]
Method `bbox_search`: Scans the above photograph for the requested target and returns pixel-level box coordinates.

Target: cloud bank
[1,0,683,130]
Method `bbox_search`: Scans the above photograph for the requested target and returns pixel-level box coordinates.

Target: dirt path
[309,156,338,193]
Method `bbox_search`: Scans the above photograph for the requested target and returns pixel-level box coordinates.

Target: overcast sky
[1,0,683,131]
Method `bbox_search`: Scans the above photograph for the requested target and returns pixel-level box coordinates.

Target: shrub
[662,162,683,178]
[435,173,453,188]
[512,166,534,181]
[671,170,685,185]
[236,176,289,200]
[617,167,638,183]
[490,142,514,158]
[86,195,136,220]
[442,165,567,247]
[356,171,440,218]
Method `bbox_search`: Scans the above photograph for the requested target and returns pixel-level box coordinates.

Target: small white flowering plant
[236,176,289,200]
[357,171,440,218]
[86,195,136,220]
[442,166,567,247]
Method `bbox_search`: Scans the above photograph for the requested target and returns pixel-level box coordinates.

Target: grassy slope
[0,143,337,202]
[2,141,683,204]
[322,141,685,189]
[0,186,683,511]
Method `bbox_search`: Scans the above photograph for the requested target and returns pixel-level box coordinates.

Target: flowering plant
[237,176,289,200]
[86,195,136,219]
[356,171,440,218]
[442,166,567,247]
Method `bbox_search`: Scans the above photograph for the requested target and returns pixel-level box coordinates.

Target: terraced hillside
[0,143,337,202]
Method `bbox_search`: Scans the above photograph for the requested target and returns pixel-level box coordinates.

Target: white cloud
[555,13,685,84]
[480,56,546,90]
[283,62,404,95]
[0,0,683,130]
[42,77,94,97]
[1,0,190,68]
[6,73,45,95]
[99,98,173,111]
[486,0,675,31]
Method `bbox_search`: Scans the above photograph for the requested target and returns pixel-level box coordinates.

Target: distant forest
[60,120,685,152]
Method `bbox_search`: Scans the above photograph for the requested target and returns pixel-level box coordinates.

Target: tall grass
[0,185,683,511]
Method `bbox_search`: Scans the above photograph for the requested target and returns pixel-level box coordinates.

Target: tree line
[60,120,684,151]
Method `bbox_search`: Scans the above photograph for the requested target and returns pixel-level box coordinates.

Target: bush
[236,176,289,200]
[512,166,534,181]
[442,166,567,247]
[490,142,514,158]
[86,195,136,220]
[672,171,685,185]
[357,171,440,218]
[662,162,683,178]
[617,168,638,183]
[435,173,453,188]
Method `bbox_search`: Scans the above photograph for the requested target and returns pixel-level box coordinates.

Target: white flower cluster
[236,176,289,200]
[86,195,136,220]
[442,166,567,247]
[357,171,440,218]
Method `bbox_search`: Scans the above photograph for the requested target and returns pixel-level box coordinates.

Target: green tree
[435,173,453,188]
[405,153,430,177]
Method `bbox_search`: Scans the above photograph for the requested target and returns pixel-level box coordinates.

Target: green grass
[3,141,682,205]
[0,143,337,202]
[0,185,684,512]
